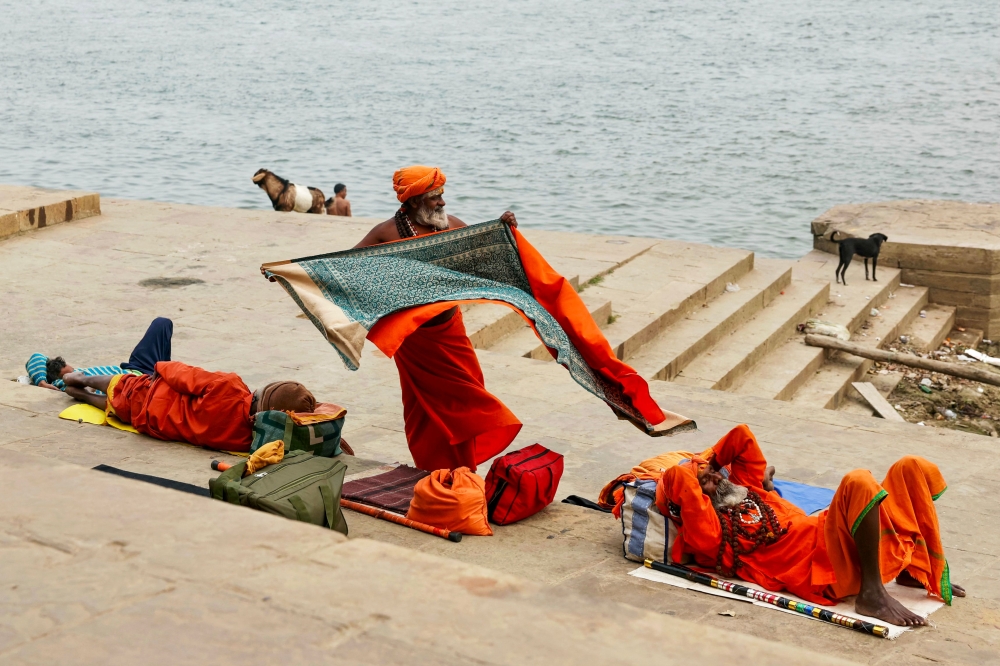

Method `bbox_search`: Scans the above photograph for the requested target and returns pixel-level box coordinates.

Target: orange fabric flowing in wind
[393,165,447,203]
[367,225,671,473]
[655,424,952,605]
[108,361,254,452]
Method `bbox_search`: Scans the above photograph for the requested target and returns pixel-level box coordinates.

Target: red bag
[484,444,564,525]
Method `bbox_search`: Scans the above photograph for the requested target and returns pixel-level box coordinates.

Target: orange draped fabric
[655,425,952,605]
[109,361,254,452]
[390,309,522,472]
[366,225,674,473]
[825,456,951,603]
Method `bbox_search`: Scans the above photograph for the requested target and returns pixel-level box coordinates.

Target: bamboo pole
[803,334,1000,386]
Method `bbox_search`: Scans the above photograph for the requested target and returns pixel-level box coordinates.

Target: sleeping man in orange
[63,361,315,452]
[658,424,965,627]
[353,165,522,472]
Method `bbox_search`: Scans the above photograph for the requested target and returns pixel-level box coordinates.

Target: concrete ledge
[811,200,1000,337]
[0,184,100,240]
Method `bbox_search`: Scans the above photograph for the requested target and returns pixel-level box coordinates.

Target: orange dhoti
[392,309,522,472]
[825,456,952,603]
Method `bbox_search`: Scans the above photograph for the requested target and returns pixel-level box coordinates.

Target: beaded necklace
[714,489,789,578]
[394,208,417,238]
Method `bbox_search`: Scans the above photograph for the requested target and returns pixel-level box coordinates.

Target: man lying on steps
[658,424,965,627]
[64,361,315,452]
[26,317,173,391]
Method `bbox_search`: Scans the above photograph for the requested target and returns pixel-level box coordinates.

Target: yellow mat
[58,403,107,425]
[58,403,140,433]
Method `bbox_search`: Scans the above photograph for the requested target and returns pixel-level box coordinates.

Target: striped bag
[251,410,344,458]
[620,479,677,564]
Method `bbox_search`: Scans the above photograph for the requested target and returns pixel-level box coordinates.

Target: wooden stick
[644,559,890,638]
[804,334,1000,386]
[341,498,463,542]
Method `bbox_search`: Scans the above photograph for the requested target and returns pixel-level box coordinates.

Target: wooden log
[804,334,1000,387]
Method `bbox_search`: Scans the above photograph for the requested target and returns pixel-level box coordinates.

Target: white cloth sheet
[630,566,944,640]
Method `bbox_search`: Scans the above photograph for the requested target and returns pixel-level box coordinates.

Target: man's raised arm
[711,424,768,489]
[656,465,721,554]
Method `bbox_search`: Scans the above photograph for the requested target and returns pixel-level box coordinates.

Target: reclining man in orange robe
[63,361,316,452]
[657,424,965,627]
[354,165,523,472]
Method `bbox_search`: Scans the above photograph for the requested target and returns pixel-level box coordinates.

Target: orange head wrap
[393,165,447,203]
[680,455,710,475]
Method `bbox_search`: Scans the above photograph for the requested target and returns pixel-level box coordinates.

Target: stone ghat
[2,190,999,663]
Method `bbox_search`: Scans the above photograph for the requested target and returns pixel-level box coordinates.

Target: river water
[1,0,996,257]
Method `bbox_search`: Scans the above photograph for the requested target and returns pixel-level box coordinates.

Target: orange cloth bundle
[406,467,493,536]
[287,402,347,425]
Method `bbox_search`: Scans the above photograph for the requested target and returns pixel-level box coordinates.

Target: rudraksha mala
[714,489,788,578]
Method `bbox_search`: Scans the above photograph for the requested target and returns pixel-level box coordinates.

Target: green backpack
[209,450,348,534]
[251,410,344,457]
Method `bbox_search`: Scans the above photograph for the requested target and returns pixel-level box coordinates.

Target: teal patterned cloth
[264,220,659,432]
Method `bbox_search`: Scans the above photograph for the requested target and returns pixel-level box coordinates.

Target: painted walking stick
[341,498,463,542]
[644,559,891,639]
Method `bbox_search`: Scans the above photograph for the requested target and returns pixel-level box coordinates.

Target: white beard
[413,203,450,230]
[711,478,748,510]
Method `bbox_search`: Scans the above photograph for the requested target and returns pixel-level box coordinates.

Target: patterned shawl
[262,220,694,436]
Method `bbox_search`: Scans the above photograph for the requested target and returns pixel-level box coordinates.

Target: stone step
[730,251,901,401]
[0,185,101,240]
[902,302,957,351]
[838,300,956,417]
[789,286,928,410]
[670,273,830,391]
[583,241,755,362]
[629,259,792,381]
[487,291,613,360]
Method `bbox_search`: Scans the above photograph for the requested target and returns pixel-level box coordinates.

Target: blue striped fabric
[625,480,662,560]
[26,353,48,386]
[24,353,138,391]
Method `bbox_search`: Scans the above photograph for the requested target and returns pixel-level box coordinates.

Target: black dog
[830,231,888,285]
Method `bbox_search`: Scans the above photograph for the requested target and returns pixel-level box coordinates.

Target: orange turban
[680,455,710,474]
[393,165,446,203]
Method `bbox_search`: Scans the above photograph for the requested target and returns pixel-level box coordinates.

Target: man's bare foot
[896,569,965,598]
[856,587,927,626]
[62,371,87,388]
[763,465,776,492]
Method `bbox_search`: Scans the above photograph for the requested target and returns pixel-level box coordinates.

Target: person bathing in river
[325,183,352,217]
[658,424,965,627]
[63,361,316,452]
[353,165,522,472]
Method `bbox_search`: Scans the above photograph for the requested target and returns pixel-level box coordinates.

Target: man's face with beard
[697,465,748,510]
[409,188,449,230]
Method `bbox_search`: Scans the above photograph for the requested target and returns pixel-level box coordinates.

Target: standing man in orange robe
[656,424,965,627]
[354,165,522,471]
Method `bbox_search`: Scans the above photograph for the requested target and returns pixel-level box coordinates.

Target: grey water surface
[1,0,997,257]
